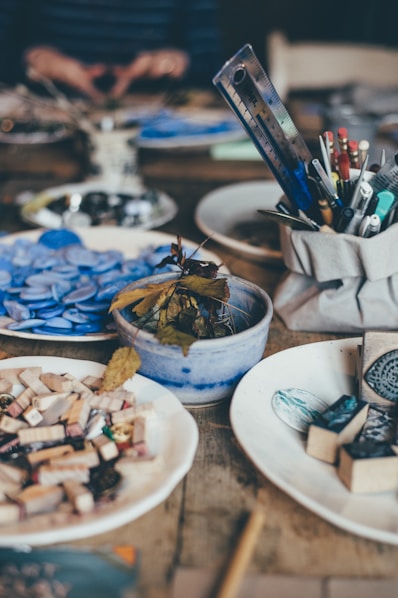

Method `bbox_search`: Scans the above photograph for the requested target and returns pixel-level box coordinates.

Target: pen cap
[375,190,395,223]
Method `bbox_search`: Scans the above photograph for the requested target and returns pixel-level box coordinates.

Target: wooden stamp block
[306,395,369,464]
[63,479,95,514]
[359,330,398,406]
[338,440,398,493]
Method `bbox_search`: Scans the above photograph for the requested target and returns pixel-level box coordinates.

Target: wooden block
[50,447,100,469]
[359,330,398,406]
[18,424,65,445]
[66,398,91,437]
[89,393,124,413]
[22,405,44,427]
[338,441,398,493]
[81,375,103,391]
[0,502,21,525]
[112,402,155,424]
[0,367,42,385]
[39,372,75,393]
[37,463,90,485]
[26,444,75,467]
[18,369,50,395]
[15,483,64,515]
[32,391,71,412]
[63,479,95,514]
[0,414,28,435]
[92,433,119,461]
[306,395,369,464]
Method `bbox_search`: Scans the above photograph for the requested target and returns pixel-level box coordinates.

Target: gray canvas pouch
[274,223,398,332]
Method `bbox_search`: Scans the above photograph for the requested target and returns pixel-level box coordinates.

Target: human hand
[109,49,190,98]
[25,46,108,102]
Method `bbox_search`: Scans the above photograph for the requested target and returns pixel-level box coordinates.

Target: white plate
[230,337,398,545]
[19,180,178,230]
[195,180,284,263]
[0,355,198,546]
[135,108,245,150]
[0,228,226,342]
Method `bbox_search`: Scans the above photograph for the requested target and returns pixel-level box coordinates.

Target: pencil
[216,508,265,598]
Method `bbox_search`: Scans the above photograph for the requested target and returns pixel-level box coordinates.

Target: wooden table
[1,107,398,598]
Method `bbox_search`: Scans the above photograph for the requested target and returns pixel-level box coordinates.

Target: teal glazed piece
[272,388,328,433]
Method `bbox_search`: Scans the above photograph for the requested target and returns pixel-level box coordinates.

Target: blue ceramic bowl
[112,272,273,406]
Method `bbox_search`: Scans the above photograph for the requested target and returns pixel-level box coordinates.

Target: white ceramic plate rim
[195,180,283,262]
[0,355,198,546]
[135,109,245,149]
[19,180,178,230]
[230,337,398,545]
[0,228,227,342]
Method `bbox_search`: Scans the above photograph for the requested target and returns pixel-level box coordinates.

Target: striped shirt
[0,0,223,88]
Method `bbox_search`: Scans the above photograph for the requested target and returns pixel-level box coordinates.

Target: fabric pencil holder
[273,222,398,333]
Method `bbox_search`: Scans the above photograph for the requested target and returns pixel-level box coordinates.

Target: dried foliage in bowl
[103,236,250,391]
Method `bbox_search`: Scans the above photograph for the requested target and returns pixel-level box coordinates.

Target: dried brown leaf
[100,346,141,392]
[156,325,197,357]
[178,275,229,301]
[110,281,175,315]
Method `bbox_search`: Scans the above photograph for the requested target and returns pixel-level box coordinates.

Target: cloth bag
[273,222,398,333]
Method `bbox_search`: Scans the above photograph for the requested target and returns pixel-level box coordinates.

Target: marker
[336,206,354,233]
[359,213,381,237]
[375,190,395,224]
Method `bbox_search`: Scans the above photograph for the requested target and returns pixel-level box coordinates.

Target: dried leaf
[100,347,141,392]
[178,275,229,301]
[110,281,175,315]
[156,325,197,356]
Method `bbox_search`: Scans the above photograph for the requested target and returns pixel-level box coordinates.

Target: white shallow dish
[195,180,284,263]
[135,108,245,150]
[230,337,398,546]
[19,180,178,230]
[0,228,225,342]
[0,355,198,546]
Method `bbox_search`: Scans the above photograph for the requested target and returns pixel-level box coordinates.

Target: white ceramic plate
[230,337,398,545]
[0,355,198,546]
[135,108,245,150]
[195,180,284,263]
[19,180,178,230]
[0,228,226,342]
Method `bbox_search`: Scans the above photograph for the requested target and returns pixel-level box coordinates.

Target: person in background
[0,0,223,101]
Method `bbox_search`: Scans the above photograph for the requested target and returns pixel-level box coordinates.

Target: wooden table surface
[1,96,398,598]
